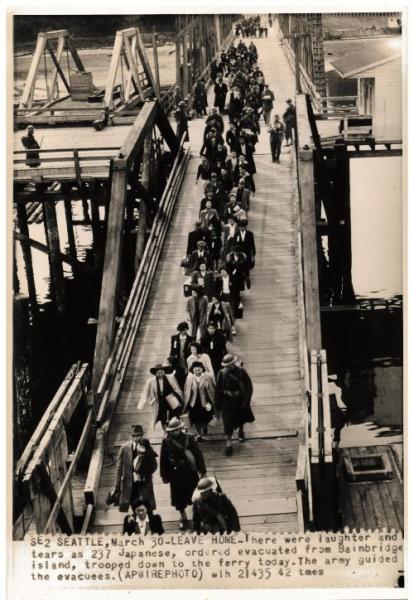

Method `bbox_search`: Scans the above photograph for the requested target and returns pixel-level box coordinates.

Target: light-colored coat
[187,353,214,378]
[184,372,216,412]
[137,374,183,429]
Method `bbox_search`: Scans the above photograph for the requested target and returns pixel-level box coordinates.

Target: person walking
[114,425,158,512]
[269,114,285,163]
[192,477,240,534]
[186,341,215,378]
[261,84,275,126]
[184,361,216,440]
[191,261,216,301]
[188,240,212,272]
[186,286,209,340]
[137,363,183,430]
[213,76,228,114]
[160,417,207,530]
[169,321,193,389]
[215,354,254,455]
[200,321,228,374]
[233,220,256,271]
[206,294,236,341]
[186,221,210,257]
[174,101,189,142]
[283,98,296,146]
[123,497,164,535]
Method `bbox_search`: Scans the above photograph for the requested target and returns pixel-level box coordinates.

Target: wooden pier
[90,31,305,533]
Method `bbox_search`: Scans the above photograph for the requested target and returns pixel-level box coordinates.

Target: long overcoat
[137,374,183,429]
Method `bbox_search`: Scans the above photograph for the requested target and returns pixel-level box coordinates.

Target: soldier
[269,114,285,163]
[283,98,296,146]
[192,477,240,534]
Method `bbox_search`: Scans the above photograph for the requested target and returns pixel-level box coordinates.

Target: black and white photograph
[8,6,407,596]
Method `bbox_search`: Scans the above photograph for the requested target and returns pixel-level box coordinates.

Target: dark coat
[115,441,158,512]
[233,230,256,266]
[206,113,224,133]
[215,275,235,301]
[216,365,254,432]
[193,491,240,534]
[169,333,193,372]
[191,269,216,301]
[214,82,228,107]
[196,162,212,182]
[123,512,164,535]
[226,252,249,292]
[187,228,211,256]
[160,432,206,510]
[200,330,227,374]
[188,248,212,272]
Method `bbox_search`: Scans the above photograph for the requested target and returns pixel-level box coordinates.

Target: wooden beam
[66,35,85,73]
[42,197,66,313]
[135,134,151,270]
[120,101,158,167]
[19,34,47,108]
[45,40,71,93]
[296,94,321,351]
[122,34,145,102]
[154,104,179,155]
[49,34,66,101]
[15,202,37,305]
[13,232,93,276]
[92,160,127,390]
[104,32,123,109]
[134,27,158,94]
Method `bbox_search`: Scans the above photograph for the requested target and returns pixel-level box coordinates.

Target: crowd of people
[112,21,297,537]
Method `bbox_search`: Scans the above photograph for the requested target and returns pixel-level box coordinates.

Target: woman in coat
[137,363,183,429]
[187,341,215,378]
[184,361,216,440]
[160,417,206,530]
[206,295,236,341]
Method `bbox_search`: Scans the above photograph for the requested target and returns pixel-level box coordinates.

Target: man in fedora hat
[186,220,211,259]
[188,239,212,273]
[186,285,209,340]
[283,98,296,146]
[137,364,183,430]
[114,424,158,512]
[192,477,240,534]
[160,417,206,530]
[169,321,193,389]
[234,220,256,271]
[216,354,254,455]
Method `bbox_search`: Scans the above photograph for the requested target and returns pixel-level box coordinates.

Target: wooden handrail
[82,136,189,514]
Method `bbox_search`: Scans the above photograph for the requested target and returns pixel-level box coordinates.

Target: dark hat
[197,477,214,493]
[221,353,238,367]
[149,363,173,375]
[166,416,185,432]
[189,361,205,372]
[131,497,150,511]
[197,240,207,248]
[27,124,34,131]
[286,98,292,103]
[177,321,189,332]
[130,424,144,435]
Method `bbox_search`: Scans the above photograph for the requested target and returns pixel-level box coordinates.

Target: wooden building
[330,38,402,141]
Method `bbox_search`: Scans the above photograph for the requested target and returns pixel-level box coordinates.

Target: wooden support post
[182,33,189,96]
[90,197,102,273]
[92,159,127,390]
[152,27,161,100]
[175,36,181,90]
[45,40,71,93]
[13,294,33,457]
[16,201,37,305]
[19,33,47,108]
[294,37,302,94]
[49,34,65,101]
[42,198,66,314]
[214,15,222,52]
[296,94,321,351]
[134,135,151,270]
[63,198,77,261]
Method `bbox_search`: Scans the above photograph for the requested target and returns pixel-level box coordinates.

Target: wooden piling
[42,198,66,314]
[16,201,37,306]
[13,294,33,458]
[152,27,160,100]
[63,198,77,262]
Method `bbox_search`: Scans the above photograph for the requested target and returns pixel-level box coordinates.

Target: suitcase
[183,276,192,297]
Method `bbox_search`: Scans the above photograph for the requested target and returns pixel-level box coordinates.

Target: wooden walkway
[92,29,305,533]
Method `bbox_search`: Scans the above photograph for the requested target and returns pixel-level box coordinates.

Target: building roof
[330,37,401,78]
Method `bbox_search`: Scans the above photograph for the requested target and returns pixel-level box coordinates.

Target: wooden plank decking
[92,30,305,533]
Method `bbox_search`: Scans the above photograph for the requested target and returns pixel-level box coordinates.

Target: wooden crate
[70,72,94,100]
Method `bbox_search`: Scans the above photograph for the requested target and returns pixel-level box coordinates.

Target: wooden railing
[13,147,118,182]
[13,363,91,538]
[292,104,334,531]
[81,135,189,531]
